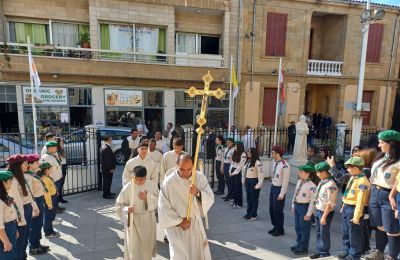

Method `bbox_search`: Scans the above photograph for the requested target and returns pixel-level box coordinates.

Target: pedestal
[288,157,308,184]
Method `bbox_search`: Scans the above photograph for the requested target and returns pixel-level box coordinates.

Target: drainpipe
[235,0,243,126]
[250,0,256,91]
[381,13,399,128]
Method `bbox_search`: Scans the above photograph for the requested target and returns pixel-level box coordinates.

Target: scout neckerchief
[6,196,22,222]
[371,155,388,182]
[26,170,48,193]
[343,173,366,198]
[47,152,62,166]
[314,176,334,205]
[224,147,233,161]
[294,178,310,201]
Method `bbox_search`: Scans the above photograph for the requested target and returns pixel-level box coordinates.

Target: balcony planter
[79,32,91,48]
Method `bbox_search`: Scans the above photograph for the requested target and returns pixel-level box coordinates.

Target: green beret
[45,141,58,148]
[344,156,364,168]
[378,130,400,142]
[39,162,52,171]
[314,162,331,172]
[299,165,315,173]
[0,171,13,182]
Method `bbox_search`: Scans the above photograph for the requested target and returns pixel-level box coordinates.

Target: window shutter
[366,23,384,63]
[265,12,287,56]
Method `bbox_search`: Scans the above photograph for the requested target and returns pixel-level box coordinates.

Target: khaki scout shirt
[215,145,226,162]
[342,174,371,221]
[243,160,264,188]
[314,178,338,212]
[370,157,400,189]
[292,179,317,217]
[0,200,17,229]
[271,160,291,197]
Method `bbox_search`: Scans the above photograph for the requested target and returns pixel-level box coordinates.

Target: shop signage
[105,89,142,107]
[23,87,68,105]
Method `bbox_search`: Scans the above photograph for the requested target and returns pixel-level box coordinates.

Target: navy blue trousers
[342,204,365,259]
[294,203,312,250]
[29,196,44,249]
[315,209,334,256]
[16,203,32,260]
[0,221,17,260]
[245,178,260,218]
[232,172,243,206]
[44,196,57,235]
[215,160,225,193]
[269,185,285,232]
[224,163,233,199]
[54,180,62,209]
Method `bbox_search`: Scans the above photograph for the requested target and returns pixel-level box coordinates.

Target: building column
[223,5,231,67]
[92,86,105,126]
[0,0,5,42]
[164,90,175,129]
[16,84,25,134]
[285,82,302,125]
[336,84,347,123]
[88,0,99,49]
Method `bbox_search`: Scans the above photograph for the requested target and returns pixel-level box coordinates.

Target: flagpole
[28,37,38,154]
[273,57,282,146]
[228,55,233,136]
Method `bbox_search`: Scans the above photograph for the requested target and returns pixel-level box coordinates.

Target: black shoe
[214,191,223,195]
[222,196,228,200]
[163,236,169,243]
[243,215,251,220]
[309,253,322,259]
[60,199,68,204]
[268,228,276,234]
[29,247,47,255]
[293,248,308,255]
[338,252,349,259]
[56,208,65,214]
[103,195,115,199]
[290,245,298,252]
[270,230,285,236]
[110,192,116,196]
[39,245,50,251]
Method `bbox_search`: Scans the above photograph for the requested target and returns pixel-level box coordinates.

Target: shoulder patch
[358,184,368,191]
[328,186,337,193]
[281,160,287,166]
[310,187,317,192]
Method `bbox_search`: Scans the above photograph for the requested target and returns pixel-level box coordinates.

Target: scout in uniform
[310,162,338,259]
[269,145,290,236]
[339,157,370,260]
[222,138,235,201]
[26,154,50,255]
[389,162,400,224]
[366,130,400,260]
[214,135,226,195]
[0,170,19,260]
[229,141,247,208]
[291,164,317,255]
[39,162,60,238]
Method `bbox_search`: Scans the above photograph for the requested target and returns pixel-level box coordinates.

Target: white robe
[116,180,158,260]
[122,155,159,186]
[160,151,187,184]
[158,170,214,260]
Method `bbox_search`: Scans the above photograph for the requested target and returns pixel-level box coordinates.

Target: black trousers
[215,160,225,192]
[102,171,113,196]
[59,164,67,202]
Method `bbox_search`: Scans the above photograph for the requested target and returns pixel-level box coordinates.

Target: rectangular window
[68,88,92,106]
[175,33,220,55]
[52,22,89,47]
[200,35,219,55]
[265,12,288,56]
[176,33,196,54]
[366,23,384,63]
[0,85,17,102]
[8,22,49,44]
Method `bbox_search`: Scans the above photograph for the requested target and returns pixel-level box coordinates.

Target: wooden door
[362,91,374,125]
[263,88,277,126]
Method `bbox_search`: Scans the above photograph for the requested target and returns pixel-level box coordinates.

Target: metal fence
[0,128,100,196]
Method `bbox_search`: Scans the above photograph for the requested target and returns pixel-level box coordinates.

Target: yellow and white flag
[232,63,239,98]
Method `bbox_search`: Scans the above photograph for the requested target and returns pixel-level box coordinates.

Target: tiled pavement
[28,166,374,260]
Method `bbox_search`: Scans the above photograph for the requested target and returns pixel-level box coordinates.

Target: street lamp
[351,0,385,149]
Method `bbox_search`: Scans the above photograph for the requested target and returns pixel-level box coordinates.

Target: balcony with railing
[307,60,343,76]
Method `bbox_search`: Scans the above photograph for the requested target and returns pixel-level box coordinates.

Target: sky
[372,0,400,6]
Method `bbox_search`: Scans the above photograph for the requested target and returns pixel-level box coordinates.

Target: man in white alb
[127,128,140,159]
[160,138,185,184]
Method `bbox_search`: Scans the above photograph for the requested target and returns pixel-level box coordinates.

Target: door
[263,88,277,126]
[362,91,374,125]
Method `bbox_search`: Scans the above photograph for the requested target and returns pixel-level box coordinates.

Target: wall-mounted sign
[23,87,68,105]
[105,89,142,107]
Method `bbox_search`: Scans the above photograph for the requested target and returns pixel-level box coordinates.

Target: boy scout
[291,164,316,255]
[310,162,338,259]
[339,157,370,260]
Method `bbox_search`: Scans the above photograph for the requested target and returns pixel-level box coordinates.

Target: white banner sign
[23,87,68,105]
[105,89,143,107]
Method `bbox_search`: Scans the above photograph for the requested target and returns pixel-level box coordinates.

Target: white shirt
[155,139,164,152]
[291,179,316,217]
[149,149,163,165]
[271,160,291,197]
[223,147,234,164]
[127,136,140,151]
[314,178,338,212]
[370,156,400,189]
[122,155,159,186]
[229,152,247,176]
[41,153,63,182]
[215,145,226,162]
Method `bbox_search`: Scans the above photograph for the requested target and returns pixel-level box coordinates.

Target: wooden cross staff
[185,71,226,220]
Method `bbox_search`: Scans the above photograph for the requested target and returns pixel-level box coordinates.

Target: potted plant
[79,32,90,48]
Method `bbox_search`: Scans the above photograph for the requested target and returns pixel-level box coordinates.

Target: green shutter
[158,28,166,54]
[100,24,110,50]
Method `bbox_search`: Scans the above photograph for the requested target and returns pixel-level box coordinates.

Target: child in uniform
[310,162,338,259]
[0,170,19,260]
[291,164,317,255]
[339,157,371,260]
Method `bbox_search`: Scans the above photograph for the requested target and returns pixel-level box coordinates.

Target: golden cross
[185,71,226,220]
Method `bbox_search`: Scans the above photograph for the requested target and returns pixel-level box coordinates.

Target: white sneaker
[55,217,63,222]
[52,220,62,226]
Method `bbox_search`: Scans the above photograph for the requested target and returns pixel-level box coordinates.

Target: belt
[343,203,356,208]
[4,220,17,226]
[294,202,309,206]
[373,185,391,192]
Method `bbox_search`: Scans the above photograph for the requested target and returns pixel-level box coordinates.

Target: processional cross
[185,71,226,220]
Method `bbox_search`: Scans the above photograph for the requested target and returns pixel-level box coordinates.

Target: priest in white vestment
[122,141,159,186]
[160,138,186,184]
[158,154,214,260]
[116,165,159,260]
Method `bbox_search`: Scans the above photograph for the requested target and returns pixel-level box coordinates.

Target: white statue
[293,115,309,160]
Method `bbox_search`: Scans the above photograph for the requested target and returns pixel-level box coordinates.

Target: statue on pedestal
[293,115,309,160]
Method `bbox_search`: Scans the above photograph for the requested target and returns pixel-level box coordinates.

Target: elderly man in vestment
[116,165,158,260]
[158,154,214,260]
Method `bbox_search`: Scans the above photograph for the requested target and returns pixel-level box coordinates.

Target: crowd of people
[1,123,400,260]
[0,133,70,259]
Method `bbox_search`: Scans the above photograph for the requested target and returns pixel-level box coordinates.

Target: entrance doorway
[305,84,338,120]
